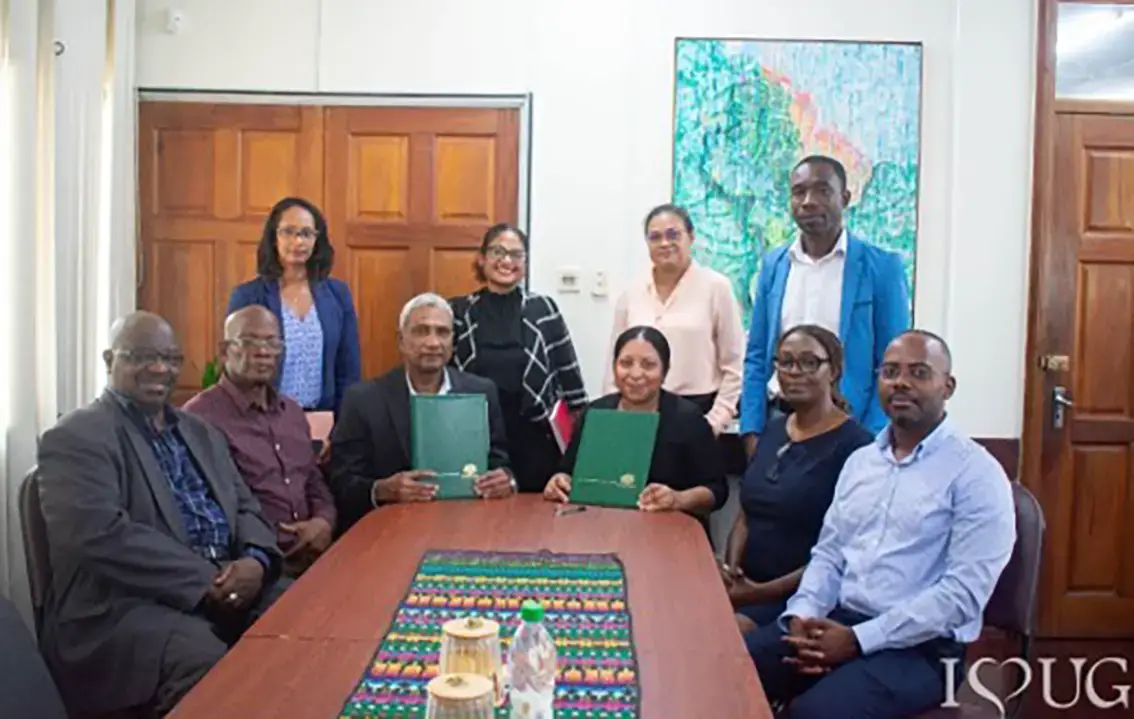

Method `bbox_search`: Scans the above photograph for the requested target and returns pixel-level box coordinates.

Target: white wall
[135,0,1035,437]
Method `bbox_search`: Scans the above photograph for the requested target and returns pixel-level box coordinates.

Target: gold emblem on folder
[619,473,635,487]
[461,464,478,478]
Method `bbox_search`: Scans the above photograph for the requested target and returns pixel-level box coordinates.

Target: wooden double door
[137,101,520,402]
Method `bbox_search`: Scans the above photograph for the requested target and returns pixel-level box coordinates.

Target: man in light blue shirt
[746,330,1015,719]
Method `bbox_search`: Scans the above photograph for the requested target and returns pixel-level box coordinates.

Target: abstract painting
[673,38,923,324]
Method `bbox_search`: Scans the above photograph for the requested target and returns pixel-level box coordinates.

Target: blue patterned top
[279,301,325,409]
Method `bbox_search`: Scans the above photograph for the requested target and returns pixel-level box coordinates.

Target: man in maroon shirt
[185,305,336,575]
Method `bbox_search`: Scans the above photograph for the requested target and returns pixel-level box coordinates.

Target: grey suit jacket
[36,391,281,715]
[329,367,511,531]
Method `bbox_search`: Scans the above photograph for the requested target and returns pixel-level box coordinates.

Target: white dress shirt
[406,368,452,395]
[769,230,847,396]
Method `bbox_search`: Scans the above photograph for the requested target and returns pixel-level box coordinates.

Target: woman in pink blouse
[605,204,745,434]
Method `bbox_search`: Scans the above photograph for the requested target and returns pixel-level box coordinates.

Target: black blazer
[329,367,512,530]
[562,390,729,512]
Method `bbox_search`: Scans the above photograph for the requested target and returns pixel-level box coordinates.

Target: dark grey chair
[0,594,68,719]
[19,466,52,638]
[915,480,1046,719]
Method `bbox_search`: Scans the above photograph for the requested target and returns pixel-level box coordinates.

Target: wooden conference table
[170,495,773,718]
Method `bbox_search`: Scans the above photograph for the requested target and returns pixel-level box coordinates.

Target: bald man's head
[220,305,283,389]
[103,311,182,414]
[109,311,174,351]
[878,330,956,430]
[224,305,277,341]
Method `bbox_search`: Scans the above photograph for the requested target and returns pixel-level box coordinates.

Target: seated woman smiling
[722,324,873,630]
[543,326,727,525]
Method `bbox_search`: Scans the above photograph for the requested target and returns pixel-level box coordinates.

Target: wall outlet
[557,267,581,294]
[592,270,609,298]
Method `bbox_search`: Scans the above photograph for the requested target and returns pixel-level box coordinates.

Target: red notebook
[548,399,576,453]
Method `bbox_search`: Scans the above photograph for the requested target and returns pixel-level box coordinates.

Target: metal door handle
[1052,386,1072,429]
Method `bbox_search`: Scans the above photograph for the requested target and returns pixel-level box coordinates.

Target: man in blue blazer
[740,156,910,453]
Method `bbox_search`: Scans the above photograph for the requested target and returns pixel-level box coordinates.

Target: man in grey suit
[330,293,516,531]
[36,311,286,717]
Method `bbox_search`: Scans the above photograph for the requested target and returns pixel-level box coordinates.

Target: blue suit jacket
[739,234,910,435]
[226,277,361,415]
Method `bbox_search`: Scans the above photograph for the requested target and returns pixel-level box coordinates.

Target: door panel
[143,240,217,401]
[1039,113,1134,636]
[138,102,325,403]
[324,107,519,380]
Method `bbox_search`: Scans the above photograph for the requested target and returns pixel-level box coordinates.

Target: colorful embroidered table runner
[340,550,641,718]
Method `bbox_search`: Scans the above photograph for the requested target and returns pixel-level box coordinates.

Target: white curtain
[0,0,136,624]
[2,0,59,625]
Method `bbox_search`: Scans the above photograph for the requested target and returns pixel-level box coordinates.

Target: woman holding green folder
[543,326,727,527]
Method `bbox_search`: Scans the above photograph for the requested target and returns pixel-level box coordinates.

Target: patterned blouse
[279,301,325,409]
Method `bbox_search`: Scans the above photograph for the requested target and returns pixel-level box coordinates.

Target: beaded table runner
[340,550,641,719]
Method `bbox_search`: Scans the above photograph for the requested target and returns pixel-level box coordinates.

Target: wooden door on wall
[138,102,324,404]
[138,101,520,399]
[1030,112,1134,636]
[323,107,519,378]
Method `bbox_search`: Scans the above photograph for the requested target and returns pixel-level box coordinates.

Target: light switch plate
[557,267,581,294]
[592,270,609,297]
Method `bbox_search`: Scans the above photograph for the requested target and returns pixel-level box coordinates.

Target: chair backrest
[983,481,1046,636]
[18,466,53,633]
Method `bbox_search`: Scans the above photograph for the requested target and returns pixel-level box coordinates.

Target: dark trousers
[737,599,789,628]
[500,392,562,494]
[747,606,962,719]
[151,577,291,717]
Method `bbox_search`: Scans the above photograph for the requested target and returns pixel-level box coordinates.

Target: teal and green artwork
[673,38,923,324]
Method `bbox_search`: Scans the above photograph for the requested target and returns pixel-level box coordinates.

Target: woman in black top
[544,326,727,524]
[450,224,588,493]
[721,324,872,629]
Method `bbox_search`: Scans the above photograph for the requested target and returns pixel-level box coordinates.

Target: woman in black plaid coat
[450,224,588,492]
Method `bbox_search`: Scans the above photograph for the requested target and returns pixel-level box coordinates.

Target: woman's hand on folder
[474,469,515,499]
[373,470,437,503]
[637,484,678,512]
[543,473,572,503]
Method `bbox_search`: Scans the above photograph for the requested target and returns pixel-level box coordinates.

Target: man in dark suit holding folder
[329,293,515,530]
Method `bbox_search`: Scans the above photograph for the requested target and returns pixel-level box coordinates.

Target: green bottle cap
[520,599,545,622]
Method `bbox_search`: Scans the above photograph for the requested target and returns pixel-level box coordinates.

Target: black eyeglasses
[774,354,830,374]
[277,226,317,241]
[765,442,792,483]
[486,246,526,262]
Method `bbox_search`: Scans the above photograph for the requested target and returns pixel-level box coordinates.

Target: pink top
[604,262,745,433]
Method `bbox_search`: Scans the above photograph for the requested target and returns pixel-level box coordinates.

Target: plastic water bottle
[507,599,557,719]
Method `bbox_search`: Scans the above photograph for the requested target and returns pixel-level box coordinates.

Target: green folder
[410,394,489,500]
[569,409,660,508]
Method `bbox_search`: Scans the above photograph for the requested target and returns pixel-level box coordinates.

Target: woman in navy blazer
[227,197,360,415]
